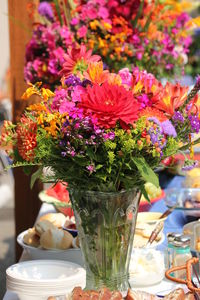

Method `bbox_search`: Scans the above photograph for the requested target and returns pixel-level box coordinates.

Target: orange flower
[153,83,189,116]
[84,62,109,84]
[139,107,168,122]
[16,116,37,162]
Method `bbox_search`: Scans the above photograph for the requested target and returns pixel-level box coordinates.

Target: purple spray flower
[189,115,200,133]
[172,111,185,123]
[161,120,177,137]
[38,2,54,21]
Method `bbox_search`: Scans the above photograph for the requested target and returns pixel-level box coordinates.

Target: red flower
[61,45,101,77]
[79,82,140,129]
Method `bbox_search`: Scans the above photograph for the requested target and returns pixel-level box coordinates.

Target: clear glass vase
[69,188,141,293]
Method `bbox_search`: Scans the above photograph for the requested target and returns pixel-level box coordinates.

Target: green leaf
[140,184,150,203]
[23,165,33,175]
[53,0,63,25]
[96,164,103,170]
[132,157,159,188]
[30,167,43,189]
[131,0,144,28]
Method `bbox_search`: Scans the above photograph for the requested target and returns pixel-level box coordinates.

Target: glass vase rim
[68,187,140,196]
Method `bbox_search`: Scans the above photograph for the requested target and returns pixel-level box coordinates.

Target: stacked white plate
[6,260,86,300]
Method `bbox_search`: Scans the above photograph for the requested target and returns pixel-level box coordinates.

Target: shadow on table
[0,236,15,299]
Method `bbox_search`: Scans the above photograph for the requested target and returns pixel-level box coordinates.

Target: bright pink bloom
[78,26,87,38]
[62,45,101,77]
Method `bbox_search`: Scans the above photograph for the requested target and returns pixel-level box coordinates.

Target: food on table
[70,288,193,299]
[39,212,66,228]
[162,288,186,300]
[72,236,80,249]
[45,182,74,217]
[183,168,200,188]
[23,228,40,247]
[71,287,123,300]
[126,289,160,299]
[40,228,73,250]
[22,212,77,251]
[135,212,166,245]
[140,183,162,203]
[35,220,57,236]
[184,293,195,300]
[129,249,165,286]
[64,217,76,230]
[184,197,200,209]
[196,237,200,251]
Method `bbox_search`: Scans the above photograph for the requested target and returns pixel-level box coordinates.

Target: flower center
[105,99,114,106]
[73,58,88,74]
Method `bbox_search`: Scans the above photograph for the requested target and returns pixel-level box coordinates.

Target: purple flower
[189,115,200,133]
[172,111,185,123]
[182,160,198,171]
[86,165,96,173]
[38,2,54,21]
[61,152,67,157]
[196,75,200,87]
[65,75,82,87]
[161,120,177,137]
[148,117,161,126]
[103,132,115,140]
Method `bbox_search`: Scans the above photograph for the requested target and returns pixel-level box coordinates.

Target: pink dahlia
[61,45,101,77]
[79,82,140,129]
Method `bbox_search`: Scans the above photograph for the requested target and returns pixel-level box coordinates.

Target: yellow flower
[27,103,47,113]
[132,81,143,94]
[42,64,47,72]
[84,62,109,84]
[21,82,42,100]
[21,82,54,101]
[187,16,200,28]
[108,74,122,86]
[102,21,112,30]
[98,37,106,48]
[41,88,55,101]
[90,20,99,30]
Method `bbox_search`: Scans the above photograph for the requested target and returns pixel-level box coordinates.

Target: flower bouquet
[2,48,200,292]
[24,0,197,89]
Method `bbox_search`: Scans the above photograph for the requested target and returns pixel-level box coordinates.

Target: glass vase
[69,188,140,293]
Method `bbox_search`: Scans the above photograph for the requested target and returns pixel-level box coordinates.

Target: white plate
[6,260,86,300]
[17,230,84,266]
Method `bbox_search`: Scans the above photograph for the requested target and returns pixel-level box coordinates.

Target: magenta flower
[118,68,132,87]
[78,26,88,38]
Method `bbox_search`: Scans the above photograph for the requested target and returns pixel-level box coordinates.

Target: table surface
[3,175,190,299]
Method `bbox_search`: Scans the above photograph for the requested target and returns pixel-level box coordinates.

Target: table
[3,175,189,299]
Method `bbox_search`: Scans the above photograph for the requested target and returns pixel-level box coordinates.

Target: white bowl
[129,248,165,287]
[17,230,84,267]
[6,260,86,300]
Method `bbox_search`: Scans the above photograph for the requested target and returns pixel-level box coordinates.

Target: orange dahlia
[79,82,140,129]
[16,116,37,162]
[139,107,168,122]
